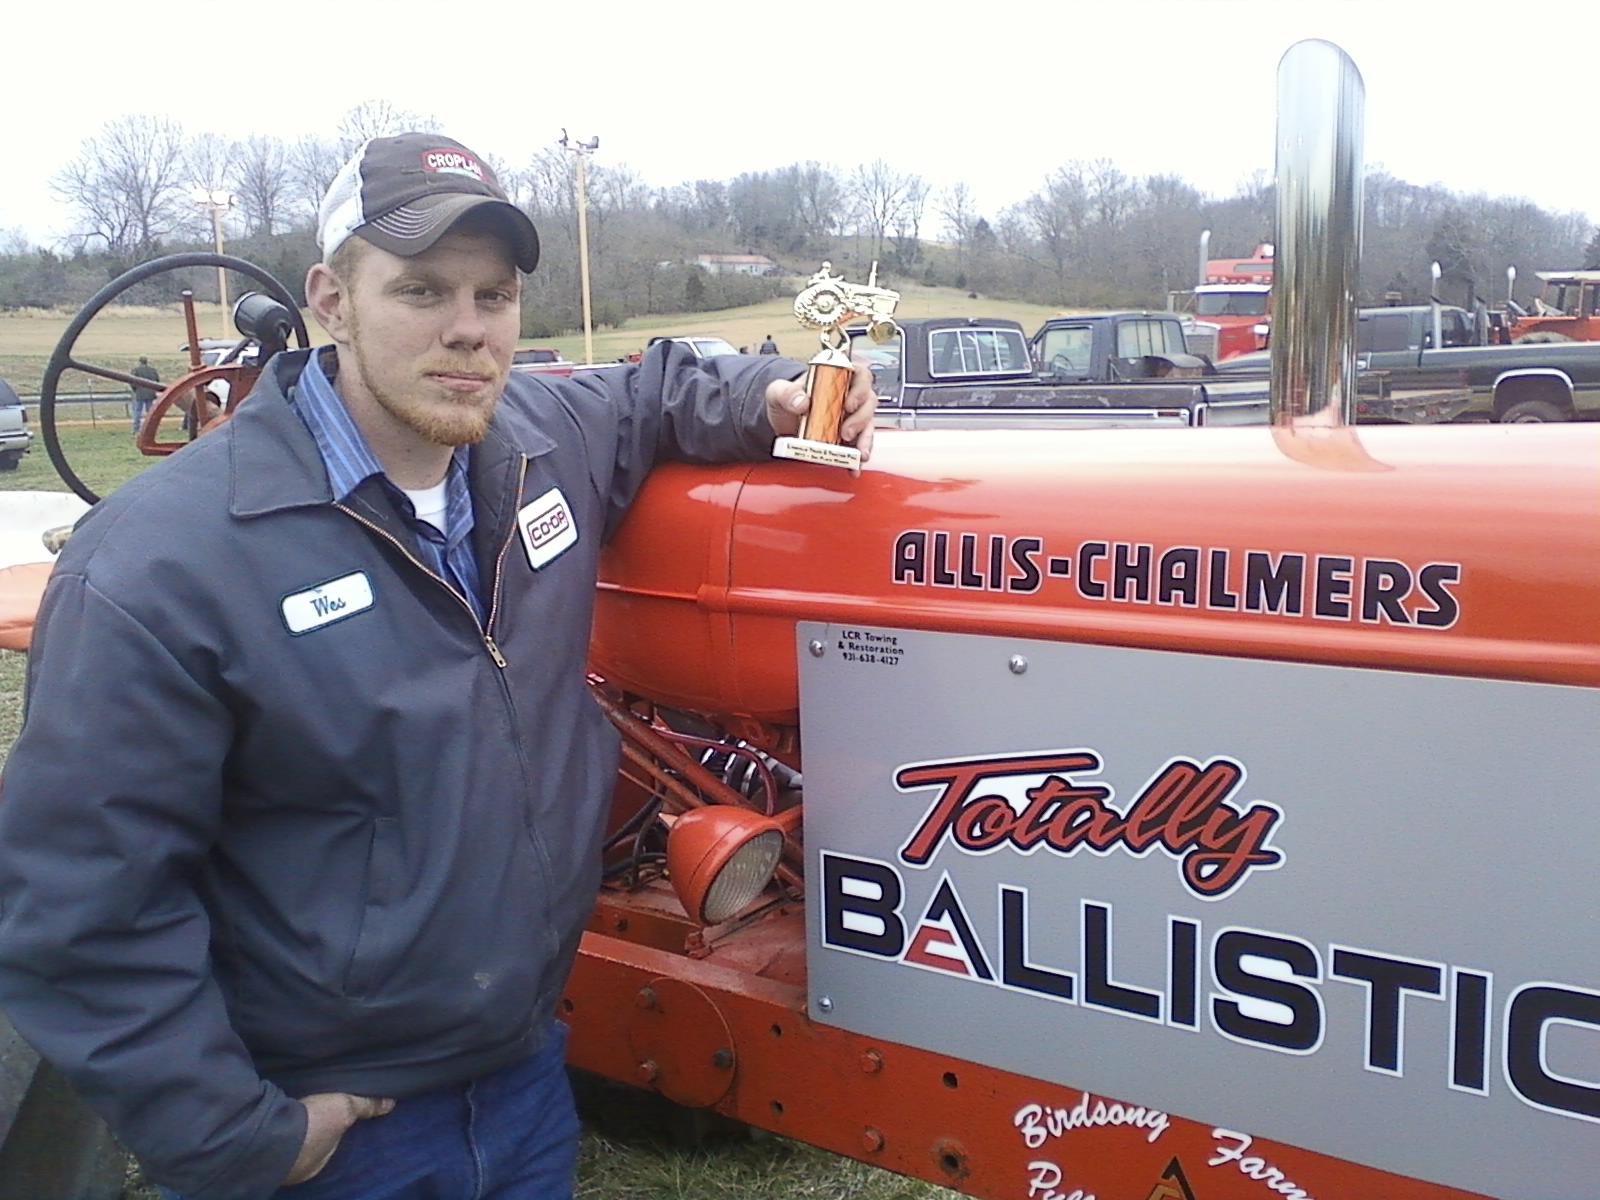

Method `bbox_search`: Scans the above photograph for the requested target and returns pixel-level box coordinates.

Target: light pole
[190,188,235,338]
[559,130,599,365]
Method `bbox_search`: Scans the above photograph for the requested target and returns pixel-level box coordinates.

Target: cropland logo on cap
[896,750,1284,899]
[421,150,486,181]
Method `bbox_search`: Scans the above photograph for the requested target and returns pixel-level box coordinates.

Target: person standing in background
[130,356,160,434]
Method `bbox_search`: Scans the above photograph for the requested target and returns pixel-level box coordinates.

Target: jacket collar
[228,349,555,519]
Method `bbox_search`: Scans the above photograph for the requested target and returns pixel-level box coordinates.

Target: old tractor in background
[1506,269,1600,343]
[37,252,308,505]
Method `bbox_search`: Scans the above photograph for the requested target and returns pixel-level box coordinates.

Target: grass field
[0,313,962,1197]
[0,282,1067,398]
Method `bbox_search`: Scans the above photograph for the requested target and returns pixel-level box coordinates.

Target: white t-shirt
[399,479,450,536]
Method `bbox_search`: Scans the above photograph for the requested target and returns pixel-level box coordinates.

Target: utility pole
[560,130,600,364]
[190,188,235,338]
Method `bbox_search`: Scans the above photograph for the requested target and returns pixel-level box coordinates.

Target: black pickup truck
[1223,304,1600,422]
[854,314,1269,429]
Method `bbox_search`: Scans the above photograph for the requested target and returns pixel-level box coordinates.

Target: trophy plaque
[772,261,900,472]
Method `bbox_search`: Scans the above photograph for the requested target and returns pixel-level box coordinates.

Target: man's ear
[305,262,351,345]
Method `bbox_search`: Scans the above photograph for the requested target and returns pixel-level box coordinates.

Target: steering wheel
[1049,353,1079,376]
[40,252,309,505]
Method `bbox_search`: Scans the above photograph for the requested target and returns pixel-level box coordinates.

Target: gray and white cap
[317,133,540,272]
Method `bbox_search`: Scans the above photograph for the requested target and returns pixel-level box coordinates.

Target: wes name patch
[517,487,578,570]
[281,572,374,635]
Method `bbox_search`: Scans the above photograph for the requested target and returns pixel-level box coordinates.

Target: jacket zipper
[334,497,515,669]
[483,455,530,643]
[336,459,560,972]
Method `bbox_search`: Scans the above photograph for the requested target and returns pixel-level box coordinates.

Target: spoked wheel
[39,252,309,505]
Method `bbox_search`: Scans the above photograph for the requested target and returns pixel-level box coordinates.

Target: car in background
[646,335,739,360]
[0,377,33,471]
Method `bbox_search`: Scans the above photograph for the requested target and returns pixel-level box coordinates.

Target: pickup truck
[0,378,32,470]
[856,314,1271,429]
[510,347,577,378]
[1223,303,1600,421]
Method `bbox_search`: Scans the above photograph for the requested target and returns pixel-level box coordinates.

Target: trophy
[772,261,901,472]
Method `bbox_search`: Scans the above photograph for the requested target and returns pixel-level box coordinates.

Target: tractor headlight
[665,807,784,925]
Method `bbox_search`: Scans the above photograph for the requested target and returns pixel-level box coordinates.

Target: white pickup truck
[0,378,32,471]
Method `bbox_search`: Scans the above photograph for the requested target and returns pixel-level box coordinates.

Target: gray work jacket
[0,342,801,1199]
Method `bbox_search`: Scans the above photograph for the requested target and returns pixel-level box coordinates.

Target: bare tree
[793,162,842,245]
[185,133,233,194]
[334,100,439,155]
[890,175,930,270]
[691,180,729,234]
[1023,164,1090,298]
[520,148,575,224]
[287,139,344,224]
[850,159,913,265]
[53,116,191,258]
[937,182,979,272]
[1087,159,1135,228]
[232,136,291,236]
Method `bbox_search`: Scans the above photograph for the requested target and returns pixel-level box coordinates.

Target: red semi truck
[1173,242,1275,361]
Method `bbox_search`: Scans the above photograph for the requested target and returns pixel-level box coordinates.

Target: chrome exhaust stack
[1269,40,1366,427]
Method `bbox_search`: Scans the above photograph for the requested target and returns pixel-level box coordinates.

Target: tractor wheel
[39,253,307,505]
[1499,398,1566,423]
[1513,331,1573,344]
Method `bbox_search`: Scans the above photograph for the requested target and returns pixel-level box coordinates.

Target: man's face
[331,226,521,447]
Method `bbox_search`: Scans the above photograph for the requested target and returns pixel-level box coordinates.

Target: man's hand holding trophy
[770,261,899,473]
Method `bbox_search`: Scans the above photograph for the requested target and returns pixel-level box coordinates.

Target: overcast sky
[7,0,1600,248]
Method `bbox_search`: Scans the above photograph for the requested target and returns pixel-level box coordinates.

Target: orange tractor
[563,43,1597,1200]
[11,40,1596,1200]
[1506,270,1600,343]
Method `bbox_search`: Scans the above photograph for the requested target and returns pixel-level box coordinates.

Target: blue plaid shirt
[292,348,486,624]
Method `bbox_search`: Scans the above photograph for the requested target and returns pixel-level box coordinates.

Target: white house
[694,253,778,277]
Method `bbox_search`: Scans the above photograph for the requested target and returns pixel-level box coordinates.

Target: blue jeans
[162,1022,577,1200]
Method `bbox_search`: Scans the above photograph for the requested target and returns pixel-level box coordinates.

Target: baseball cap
[318,133,540,272]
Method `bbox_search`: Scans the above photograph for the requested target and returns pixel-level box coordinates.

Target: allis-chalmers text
[890,530,1462,628]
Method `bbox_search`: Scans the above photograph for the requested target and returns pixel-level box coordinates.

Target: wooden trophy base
[772,436,862,471]
[772,348,860,473]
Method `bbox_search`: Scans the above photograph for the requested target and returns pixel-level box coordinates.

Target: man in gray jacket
[130,355,161,433]
[0,133,875,1200]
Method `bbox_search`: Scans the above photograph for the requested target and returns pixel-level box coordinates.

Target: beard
[346,314,504,448]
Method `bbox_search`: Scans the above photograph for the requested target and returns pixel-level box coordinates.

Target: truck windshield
[927,328,1029,375]
[1037,326,1094,378]
[1115,320,1188,358]
[1196,293,1269,316]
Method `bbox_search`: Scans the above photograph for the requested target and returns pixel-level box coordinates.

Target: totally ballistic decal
[890,530,1462,628]
[895,751,1284,899]
[819,854,1600,1128]
[800,624,1600,1195]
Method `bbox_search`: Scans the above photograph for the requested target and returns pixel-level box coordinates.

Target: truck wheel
[0,453,19,471]
[1499,398,1566,423]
